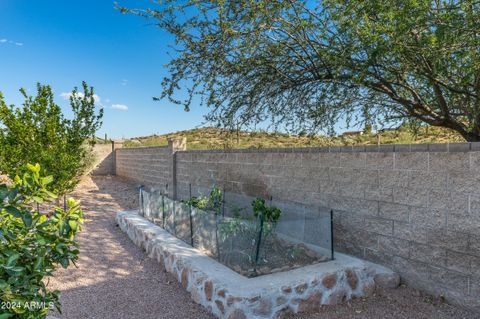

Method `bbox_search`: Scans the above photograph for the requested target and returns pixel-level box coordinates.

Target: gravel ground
[49,176,478,319]
[48,175,214,319]
[283,286,477,319]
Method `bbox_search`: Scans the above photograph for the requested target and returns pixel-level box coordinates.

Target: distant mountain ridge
[123,126,464,150]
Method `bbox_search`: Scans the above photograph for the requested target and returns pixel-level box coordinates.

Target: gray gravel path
[49,175,214,319]
[49,176,478,319]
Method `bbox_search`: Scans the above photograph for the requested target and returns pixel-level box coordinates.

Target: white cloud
[61,92,127,111]
[111,104,128,110]
[60,92,102,106]
[0,38,24,46]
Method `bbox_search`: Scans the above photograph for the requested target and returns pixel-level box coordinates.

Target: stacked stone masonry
[117,211,399,319]
[115,142,480,311]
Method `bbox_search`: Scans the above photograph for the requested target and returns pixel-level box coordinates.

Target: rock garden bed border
[116,211,399,319]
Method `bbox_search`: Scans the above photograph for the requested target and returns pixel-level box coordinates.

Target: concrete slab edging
[116,211,399,319]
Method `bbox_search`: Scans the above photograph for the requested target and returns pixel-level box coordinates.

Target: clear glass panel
[149,190,163,225]
[143,191,152,221]
[191,207,219,257]
[163,197,175,234]
[175,202,192,244]
[217,216,260,277]
[138,188,333,278]
[254,205,332,276]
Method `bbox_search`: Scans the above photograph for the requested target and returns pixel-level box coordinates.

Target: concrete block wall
[90,141,125,175]
[115,138,187,195]
[115,142,480,311]
[90,143,115,175]
[115,146,172,189]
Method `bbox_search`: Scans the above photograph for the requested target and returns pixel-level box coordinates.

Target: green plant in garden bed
[217,198,282,267]
[218,199,281,242]
[252,198,281,225]
[186,185,222,214]
[0,164,83,319]
[251,198,281,265]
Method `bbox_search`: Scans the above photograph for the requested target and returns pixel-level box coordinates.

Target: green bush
[186,186,222,214]
[252,198,281,225]
[0,82,103,195]
[0,164,83,318]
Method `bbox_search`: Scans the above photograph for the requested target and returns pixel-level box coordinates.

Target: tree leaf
[4,206,21,218]
[22,212,33,227]
[68,220,78,232]
[6,253,20,267]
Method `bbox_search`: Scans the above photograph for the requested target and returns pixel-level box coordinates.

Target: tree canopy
[120,0,480,141]
[0,82,103,194]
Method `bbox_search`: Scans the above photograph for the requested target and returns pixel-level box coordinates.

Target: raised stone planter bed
[117,211,399,319]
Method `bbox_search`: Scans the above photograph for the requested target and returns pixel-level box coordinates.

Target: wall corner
[112,140,124,175]
[168,137,187,153]
[167,138,186,199]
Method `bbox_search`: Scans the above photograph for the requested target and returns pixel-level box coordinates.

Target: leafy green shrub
[0,82,103,195]
[186,186,222,214]
[252,198,281,225]
[0,164,83,318]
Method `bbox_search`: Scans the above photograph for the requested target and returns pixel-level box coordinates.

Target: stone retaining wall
[117,211,399,319]
[115,142,480,311]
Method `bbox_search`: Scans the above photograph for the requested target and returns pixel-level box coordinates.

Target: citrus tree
[0,164,83,318]
[0,82,103,195]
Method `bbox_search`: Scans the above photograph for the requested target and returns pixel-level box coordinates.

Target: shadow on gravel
[47,175,214,319]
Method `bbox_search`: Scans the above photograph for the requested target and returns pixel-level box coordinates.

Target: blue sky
[0,0,209,139]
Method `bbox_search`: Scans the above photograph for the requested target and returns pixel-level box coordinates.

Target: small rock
[215,300,225,314]
[374,273,400,289]
[295,283,308,294]
[204,281,213,301]
[181,269,189,289]
[233,265,242,273]
[325,288,347,305]
[296,292,322,312]
[253,298,272,317]
[362,281,376,296]
[346,269,358,290]
[322,273,337,289]
[282,286,292,294]
[217,289,227,298]
[276,308,295,319]
[228,309,247,319]
[258,266,270,274]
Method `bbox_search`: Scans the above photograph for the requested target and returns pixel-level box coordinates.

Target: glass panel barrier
[138,188,333,278]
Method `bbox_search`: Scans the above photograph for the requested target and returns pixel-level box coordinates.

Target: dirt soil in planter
[219,236,330,278]
[150,210,331,278]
